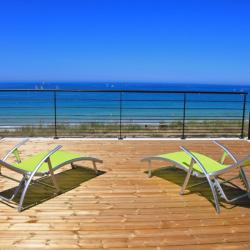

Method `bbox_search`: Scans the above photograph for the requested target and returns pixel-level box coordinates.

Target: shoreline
[0,119,245,138]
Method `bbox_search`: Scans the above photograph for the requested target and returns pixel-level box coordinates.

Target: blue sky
[0,0,249,83]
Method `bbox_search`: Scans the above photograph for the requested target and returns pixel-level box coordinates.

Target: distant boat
[35,82,45,90]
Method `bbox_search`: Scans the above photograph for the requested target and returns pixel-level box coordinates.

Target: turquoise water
[0,82,248,132]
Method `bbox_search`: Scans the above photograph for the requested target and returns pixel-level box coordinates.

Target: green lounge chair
[0,139,103,212]
[141,141,250,213]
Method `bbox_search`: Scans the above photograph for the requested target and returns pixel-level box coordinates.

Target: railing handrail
[0,89,247,95]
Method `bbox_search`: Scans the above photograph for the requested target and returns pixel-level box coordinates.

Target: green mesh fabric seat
[141,141,250,214]
[158,151,229,176]
[12,150,86,175]
[0,139,103,212]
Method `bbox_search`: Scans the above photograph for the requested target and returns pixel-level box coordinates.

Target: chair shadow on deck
[147,166,250,211]
[0,166,106,211]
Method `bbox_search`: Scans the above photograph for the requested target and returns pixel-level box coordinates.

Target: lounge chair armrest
[213,141,237,163]
[2,138,29,163]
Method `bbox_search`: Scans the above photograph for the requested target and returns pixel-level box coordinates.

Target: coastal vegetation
[0,120,245,138]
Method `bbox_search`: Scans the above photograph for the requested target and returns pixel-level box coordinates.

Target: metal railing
[0,89,248,139]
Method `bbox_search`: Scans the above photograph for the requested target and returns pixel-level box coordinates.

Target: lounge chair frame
[0,139,103,212]
[142,141,250,213]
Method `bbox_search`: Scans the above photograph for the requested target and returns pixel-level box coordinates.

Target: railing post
[248,112,250,140]
[53,91,58,139]
[181,93,186,139]
[240,93,247,139]
[119,91,123,140]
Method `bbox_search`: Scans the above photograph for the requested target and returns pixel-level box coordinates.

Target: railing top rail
[0,89,247,95]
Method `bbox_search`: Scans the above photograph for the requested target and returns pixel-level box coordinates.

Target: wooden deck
[0,138,250,249]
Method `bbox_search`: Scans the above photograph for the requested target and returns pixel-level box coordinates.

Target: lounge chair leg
[10,175,26,201]
[47,158,61,193]
[213,174,250,204]
[18,176,31,212]
[213,178,229,202]
[207,178,220,214]
[239,168,250,198]
[147,160,152,177]
[180,168,192,195]
[180,159,194,195]
[92,161,98,174]
[71,163,77,169]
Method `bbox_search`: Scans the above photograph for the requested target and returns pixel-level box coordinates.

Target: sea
[0,81,249,92]
[0,82,249,131]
